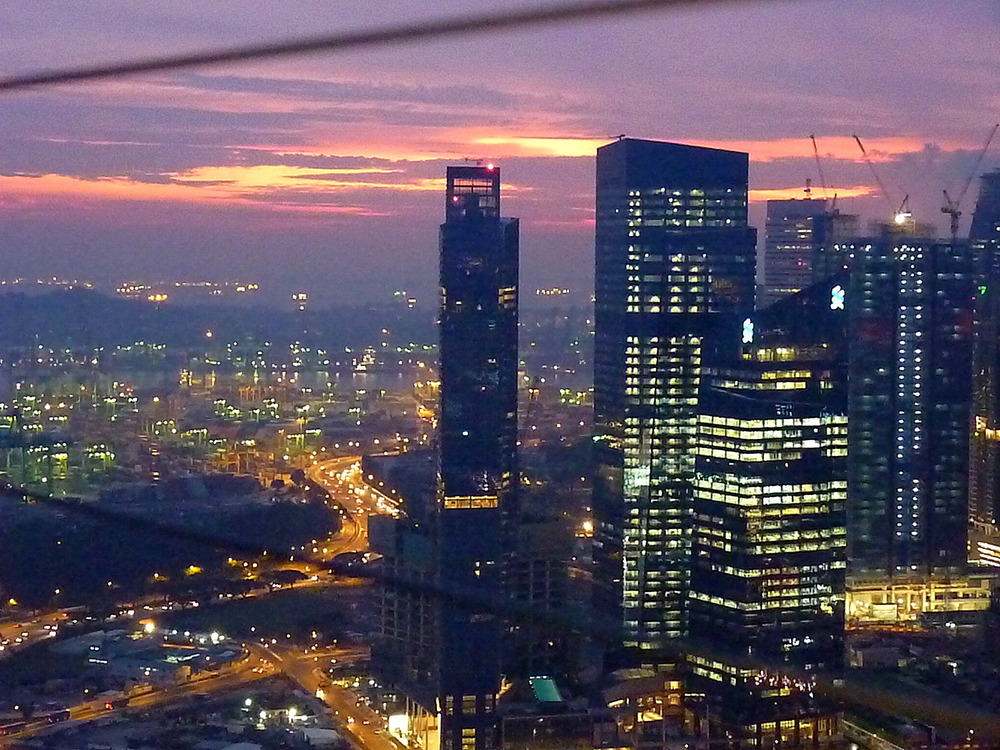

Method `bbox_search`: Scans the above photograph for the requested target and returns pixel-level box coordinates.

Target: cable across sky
[0,0,777,92]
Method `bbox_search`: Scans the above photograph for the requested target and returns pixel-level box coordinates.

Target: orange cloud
[470,134,962,162]
[168,164,411,192]
[0,171,411,213]
[0,174,219,203]
[171,165,530,198]
[749,185,874,202]
[531,218,596,230]
[0,164,526,213]
[472,136,609,158]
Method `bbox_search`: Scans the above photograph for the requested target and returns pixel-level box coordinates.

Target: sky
[0,0,997,306]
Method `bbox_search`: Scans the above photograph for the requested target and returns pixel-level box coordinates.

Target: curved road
[304,454,402,562]
[1,455,404,748]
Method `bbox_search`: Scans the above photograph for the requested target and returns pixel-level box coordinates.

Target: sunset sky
[0,0,997,305]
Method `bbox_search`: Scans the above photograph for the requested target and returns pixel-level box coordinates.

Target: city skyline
[2,3,1000,745]
[3,138,1000,745]
[0,0,997,304]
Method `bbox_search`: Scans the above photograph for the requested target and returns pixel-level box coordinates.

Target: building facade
[969,170,1000,567]
[593,138,756,653]
[436,165,519,750]
[680,283,849,747]
[846,227,982,622]
[760,198,857,308]
[690,282,849,672]
[372,165,519,750]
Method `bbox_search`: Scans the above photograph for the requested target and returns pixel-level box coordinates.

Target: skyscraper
[760,199,857,308]
[690,280,849,672]
[436,164,519,750]
[371,164,518,750]
[969,170,1000,567]
[684,282,848,746]
[593,138,756,653]
[845,226,993,622]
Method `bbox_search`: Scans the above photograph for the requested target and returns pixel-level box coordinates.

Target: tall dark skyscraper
[969,170,1000,567]
[845,226,993,623]
[436,164,519,750]
[372,164,519,750]
[760,198,857,308]
[593,138,756,653]
[438,165,519,512]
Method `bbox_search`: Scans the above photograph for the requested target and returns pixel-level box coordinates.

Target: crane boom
[957,123,999,205]
[809,135,829,201]
[940,123,999,241]
[853,134,894,213]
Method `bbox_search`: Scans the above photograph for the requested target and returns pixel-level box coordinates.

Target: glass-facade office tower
[690,282,849,672]
[969,170,1000,567]
[686,284,848,747]
[593,138,756,652]
[846,228,976,617]
[437,165,518,750]
[760,199,857,308]
[371,165,517,750]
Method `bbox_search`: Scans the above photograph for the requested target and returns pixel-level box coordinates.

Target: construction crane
[809,135,829,201]
[894,194,912,225]
[852,133,899,220]
[941,123,999,241]
[810,134,840,213]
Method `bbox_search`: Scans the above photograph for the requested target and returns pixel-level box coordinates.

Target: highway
[275,455,383,584]
[308,454,403,550]
[0,647,275,746]
[0,609,66,660]
[0,455,405,749]
[253,642,405,750]
[257,451,412,750]
[307,456,370,559]
[0,455,390,663]
[288,454,402,572]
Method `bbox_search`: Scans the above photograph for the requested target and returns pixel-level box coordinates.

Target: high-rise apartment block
[845,227,993,622]
[969,170,1000,567]
[593,138,756,652]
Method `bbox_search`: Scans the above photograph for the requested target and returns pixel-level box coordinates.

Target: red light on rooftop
[486,163,495,170]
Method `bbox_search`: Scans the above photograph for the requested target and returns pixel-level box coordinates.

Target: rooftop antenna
[941,123,999,242]
[611,133,626,141]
